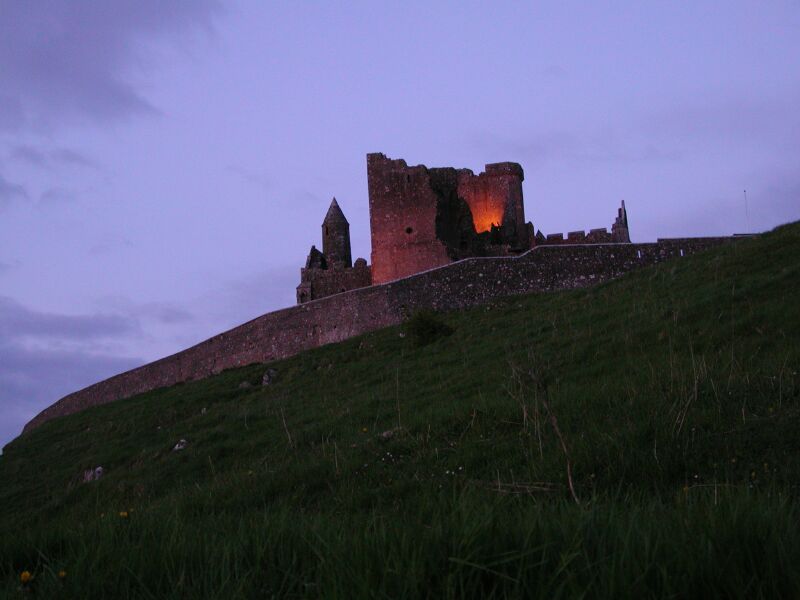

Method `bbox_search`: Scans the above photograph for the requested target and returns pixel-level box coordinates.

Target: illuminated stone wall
[367,153,531,284]
[457,162,528,248]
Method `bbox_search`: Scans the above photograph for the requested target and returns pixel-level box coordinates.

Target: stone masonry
[367,153,533,285]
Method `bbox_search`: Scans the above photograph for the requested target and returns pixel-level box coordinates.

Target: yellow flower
[119,511,129,518]
[361,427,368,433]
[20,571,32,584]
[58,570,67,579]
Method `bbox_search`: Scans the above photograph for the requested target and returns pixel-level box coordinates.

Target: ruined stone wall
[367,154,531,284]
[297,263,371,303]
[539,228,614,245]
[457,162,527,248]
[368,153,453,284]
[22,236,737,434]
[536,202,630,246]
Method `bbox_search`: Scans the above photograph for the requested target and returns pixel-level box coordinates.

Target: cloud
[760,180,800,229]
[39,187,78,206]
[227,165,272,191]
[0,1,221,132]
[136,303,195,325]
[0,94,24,132]
[293,189,326,205]
[0,296,147,448]
[10,145,99,170]
[0,173,28,207]
[0,260,20,275]
[39,187,77,206]
[87,237,136,257]
[51,148,98,169]
[95,296,195,326]
[9,145,48,168]
[0,296,139,342]
[642,94,800,152]
[542,64,567,79]
[468,129,681,173]
[0,340,142,451]
[202,265,298,327]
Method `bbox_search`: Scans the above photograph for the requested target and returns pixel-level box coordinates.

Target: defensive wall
[23,236,735,433]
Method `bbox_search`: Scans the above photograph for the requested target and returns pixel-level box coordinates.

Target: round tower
[322,197,352,268]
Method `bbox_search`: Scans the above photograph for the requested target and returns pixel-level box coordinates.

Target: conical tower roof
[323,197,349,226]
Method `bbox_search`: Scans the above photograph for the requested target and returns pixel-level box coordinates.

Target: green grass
[1,222,799,598]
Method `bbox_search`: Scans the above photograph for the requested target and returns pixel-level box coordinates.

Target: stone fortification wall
[22,236,734,433]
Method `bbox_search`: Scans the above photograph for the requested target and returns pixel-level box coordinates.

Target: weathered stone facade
[23,236,737,434]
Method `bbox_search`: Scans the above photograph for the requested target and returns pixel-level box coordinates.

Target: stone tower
[297,198,371,304]
[322,198,352,268]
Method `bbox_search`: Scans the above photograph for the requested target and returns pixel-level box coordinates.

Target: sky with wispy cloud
[1,1,798,448]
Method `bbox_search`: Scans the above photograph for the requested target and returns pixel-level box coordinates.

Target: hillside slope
[1,222,799,599]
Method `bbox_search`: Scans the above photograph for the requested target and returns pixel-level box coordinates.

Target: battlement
[535,201,630,246]
[484,162,525,179]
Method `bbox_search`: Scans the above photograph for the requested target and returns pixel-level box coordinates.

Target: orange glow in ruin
[471,207,504,233]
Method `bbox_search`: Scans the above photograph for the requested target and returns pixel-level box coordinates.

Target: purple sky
[1,1,799,449]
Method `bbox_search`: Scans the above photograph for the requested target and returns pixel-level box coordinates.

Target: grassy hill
[1,223,799,599]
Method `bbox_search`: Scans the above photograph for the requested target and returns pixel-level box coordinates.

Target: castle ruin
[22,152,740,435]
[298,153,630,302]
